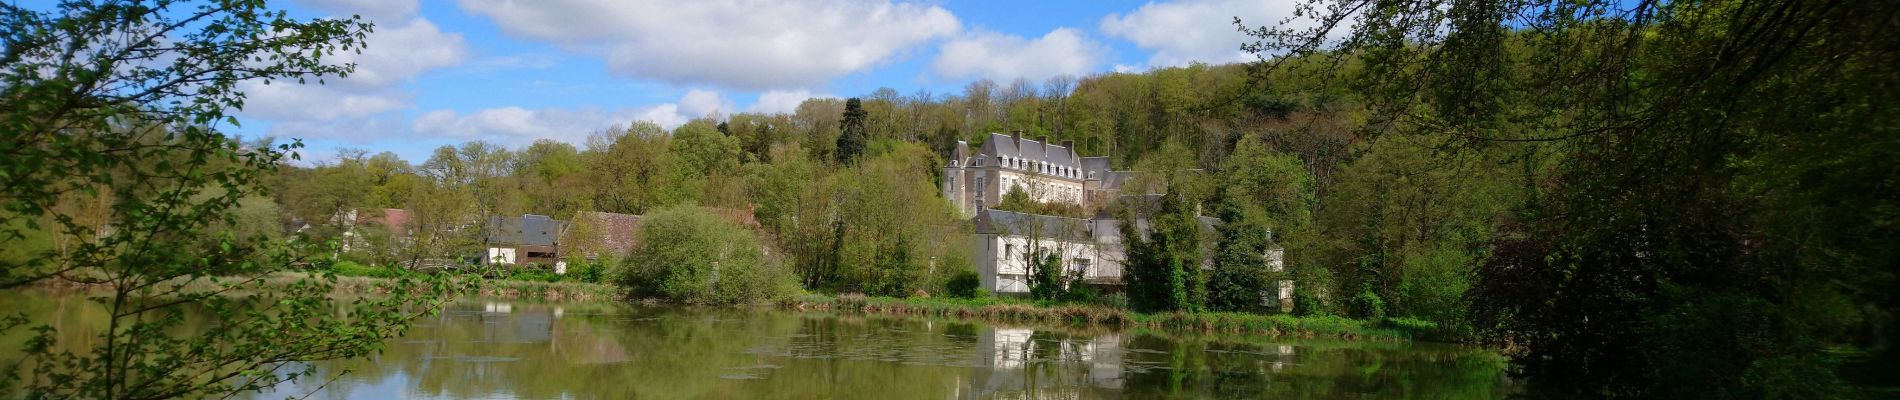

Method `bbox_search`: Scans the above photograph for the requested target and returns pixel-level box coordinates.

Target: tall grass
[781,294,1431,341]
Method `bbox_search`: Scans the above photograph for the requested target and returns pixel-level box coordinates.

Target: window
[1006,244,1017,260]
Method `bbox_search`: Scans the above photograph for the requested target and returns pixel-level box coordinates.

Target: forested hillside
[270,61,1530,334]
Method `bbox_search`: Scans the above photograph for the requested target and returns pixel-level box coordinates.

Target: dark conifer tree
[835,98,868,164]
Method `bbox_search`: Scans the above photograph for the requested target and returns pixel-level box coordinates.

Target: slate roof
[972,209,1096,241]
[1080,156,1112,179]
[977,133,1081,169]
[488,214,563,246]
[972,208,1219,243]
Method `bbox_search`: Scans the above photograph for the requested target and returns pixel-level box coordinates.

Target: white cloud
[747,90,831,115]
[238,82,408,121]
[267,115,413,143]
[409,91,720,145]
[293,0,419,23]
[411,106,688,146]
[458,0,961,90]
[678,89,732,119]
[932,28,1104,82]
[1101,0,1302,68]
[239,18,468,139]
[328,18,468,89]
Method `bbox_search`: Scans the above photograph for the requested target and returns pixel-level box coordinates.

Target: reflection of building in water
[966,327,1125,397]
[473,301,551,344]
[468,302,629,364]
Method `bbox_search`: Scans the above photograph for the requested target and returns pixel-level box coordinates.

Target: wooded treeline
[275,60,1519,333]
[1240,0,1899,398]
[5,0,1893,398]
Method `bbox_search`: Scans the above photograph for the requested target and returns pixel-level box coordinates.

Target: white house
[943,132,1135,218]
[970,209,1127,294]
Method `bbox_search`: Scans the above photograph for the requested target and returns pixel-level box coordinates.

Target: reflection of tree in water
[2,292,1513,399]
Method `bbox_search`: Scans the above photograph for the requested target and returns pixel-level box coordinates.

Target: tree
[1119,183,1208,313]
[1247,0,1898,397]
[615,206,792,304]
[0,1,463,397]
[834,98,868,165]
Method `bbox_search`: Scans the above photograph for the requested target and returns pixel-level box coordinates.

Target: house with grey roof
[971,209,1125,294]
[485,214,565,266]
[943,132,1134,218]
[949,136,1292,308]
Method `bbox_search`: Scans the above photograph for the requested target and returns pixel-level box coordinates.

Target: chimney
[1060,140,1075,151]
[1010,130,1022,147]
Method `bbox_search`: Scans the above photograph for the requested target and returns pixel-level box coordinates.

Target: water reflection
[0,292,1512,399]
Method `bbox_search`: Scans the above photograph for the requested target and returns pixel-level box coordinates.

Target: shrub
[330,260,404,278]
[1350,283,1387,320]
[615,206,794,304]
[945,269,981,298]
[569,261,607,284]
[508,268,564,283]
[1098,293,1129,310]
[1382,317,1440,338]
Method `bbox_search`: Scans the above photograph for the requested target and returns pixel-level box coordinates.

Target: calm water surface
[4,291,1511,399]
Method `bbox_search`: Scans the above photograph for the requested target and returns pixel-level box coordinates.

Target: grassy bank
[316,260,621,301]
[779,293,1439,342]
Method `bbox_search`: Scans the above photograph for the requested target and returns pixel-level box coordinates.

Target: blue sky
[33,0,1310,163]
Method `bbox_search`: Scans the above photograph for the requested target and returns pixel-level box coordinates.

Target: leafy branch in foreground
[1,1,469,398]
[1242,0,1898,398]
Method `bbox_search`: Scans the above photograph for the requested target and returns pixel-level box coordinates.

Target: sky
[38,0,1315,164]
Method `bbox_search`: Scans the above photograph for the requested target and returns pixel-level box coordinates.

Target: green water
[3,290,1511,399]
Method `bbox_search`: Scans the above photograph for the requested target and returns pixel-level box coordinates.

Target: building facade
[970,209,1126,294]
[943,132,1133,218]
[485,214,564,266]
[950,136,1292,308]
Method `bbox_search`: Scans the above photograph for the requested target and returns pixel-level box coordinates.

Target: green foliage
[1026,253,1066,301]
[1248,0,1900,396]
[330,260,409,279]
[1395,245,1473,336]
[1206,264,1266,313]
[835,98,868,164]
[616,206,793,304]
[1349,284,1386,321]
[506,268,565,283]
[992,186,1088,218]
[0,1,467,398]
[568,261,608,284]
[810,142,964,295]
[945,269,981,299]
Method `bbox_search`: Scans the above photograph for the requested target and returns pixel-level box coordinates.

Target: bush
[507,268,563,283]
[330,260,405,278]
[1098,293,1129,309]
[1351,283,1387,320]
[615,206,794,304]
[1382,316,1440,338]
[569,261,607,284]
[945,269,981,298]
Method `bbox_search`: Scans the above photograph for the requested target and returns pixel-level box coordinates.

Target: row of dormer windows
[981,155,1082,179]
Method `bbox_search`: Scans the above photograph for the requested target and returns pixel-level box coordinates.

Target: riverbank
[317,273,625,302]
[287,272,1436,341]
[38,270,1429,341]
[779,293,1437,342]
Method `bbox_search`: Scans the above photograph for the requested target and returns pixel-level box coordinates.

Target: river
[2,290,1512,399]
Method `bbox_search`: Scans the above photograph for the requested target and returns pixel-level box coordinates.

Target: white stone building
[942,132,1133,218]
[948,133,1293,309]
[969,209,1126,294]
